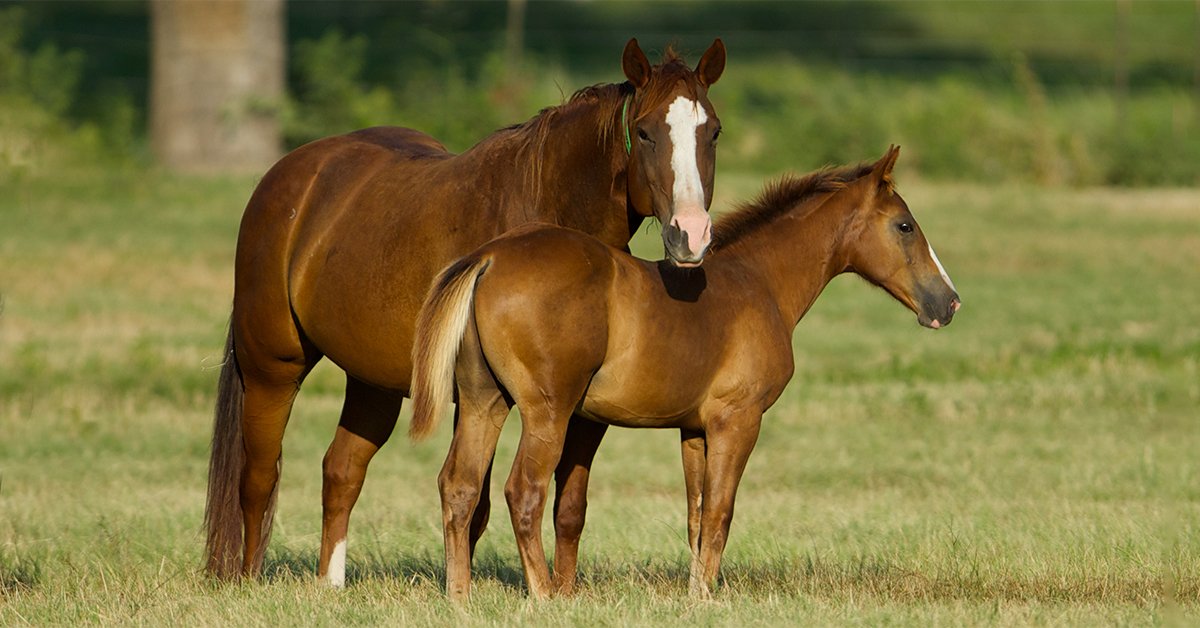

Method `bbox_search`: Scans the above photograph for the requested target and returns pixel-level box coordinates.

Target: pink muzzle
[670,210,712,260]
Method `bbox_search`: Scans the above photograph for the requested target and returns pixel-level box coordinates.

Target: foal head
[622,38,725,267]
[845,146,961,329]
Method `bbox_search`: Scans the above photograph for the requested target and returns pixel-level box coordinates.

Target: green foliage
[0,7,140,179]
[280,20,1199,186]
[6,2,1200,185]
[712,55,1199,186]
[0,8,83,117]
[283,30,397,146]
[283,29,567,152]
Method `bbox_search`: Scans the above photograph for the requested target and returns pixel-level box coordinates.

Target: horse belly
[578,367,704,430]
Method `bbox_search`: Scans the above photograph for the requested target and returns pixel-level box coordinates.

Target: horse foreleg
[550,415,608,595]
[318,377,402,587]
[690,410,762,598]
[679,428,706,595]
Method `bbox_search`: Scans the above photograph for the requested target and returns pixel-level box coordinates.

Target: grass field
[1,167,1197,625]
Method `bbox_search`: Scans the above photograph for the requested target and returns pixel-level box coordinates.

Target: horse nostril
[951,299,961,313]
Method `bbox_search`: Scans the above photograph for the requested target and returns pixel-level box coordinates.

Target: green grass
[1,168,1197,624]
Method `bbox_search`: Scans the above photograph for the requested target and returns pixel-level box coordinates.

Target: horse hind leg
[504,391,586,600]
[239,363,311,576]
[467,458,494,559]
[440,391,507,601]
[443,321,510,600]
[318,376,403,587]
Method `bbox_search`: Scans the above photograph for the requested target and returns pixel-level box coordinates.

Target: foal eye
[897,222,914,234]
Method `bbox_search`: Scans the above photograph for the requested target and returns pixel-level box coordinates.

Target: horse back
[341,126,450,159]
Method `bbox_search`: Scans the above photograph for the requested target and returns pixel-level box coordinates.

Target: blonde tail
[409,255,491,441]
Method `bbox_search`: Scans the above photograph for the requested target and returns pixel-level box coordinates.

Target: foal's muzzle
[919,295,961,329]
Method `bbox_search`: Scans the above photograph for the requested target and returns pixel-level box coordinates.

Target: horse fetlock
[688,572,714,599]
[446,580,471,603]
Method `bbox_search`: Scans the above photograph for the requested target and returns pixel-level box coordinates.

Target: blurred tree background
[1,0,1197,185]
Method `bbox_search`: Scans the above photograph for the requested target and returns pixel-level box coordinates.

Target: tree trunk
[150,0,284,174]
[505,0,527,79]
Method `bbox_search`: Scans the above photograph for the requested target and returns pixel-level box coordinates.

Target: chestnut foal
[411,146,960,599]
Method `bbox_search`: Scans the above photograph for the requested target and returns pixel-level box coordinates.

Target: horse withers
[410,146,960,600]
[205,38,727,585]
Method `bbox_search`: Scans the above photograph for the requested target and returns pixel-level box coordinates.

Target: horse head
[844,146,961,329]
[622,38,725,267]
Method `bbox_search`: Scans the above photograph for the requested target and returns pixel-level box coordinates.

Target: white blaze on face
[665,95,708,209]
[326,539,347,588]
[927,242,957,293]
[665,95,712,256]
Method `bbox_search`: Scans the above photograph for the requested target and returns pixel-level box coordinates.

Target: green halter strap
[621,95,632,154]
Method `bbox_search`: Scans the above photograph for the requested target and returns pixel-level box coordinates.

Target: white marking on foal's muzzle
[927,242,957,293]
[665,96,712,256]
[326,538,347,588]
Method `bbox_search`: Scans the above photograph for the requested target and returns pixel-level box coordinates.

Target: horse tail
[410,255,492,442]
[204,322,247,579]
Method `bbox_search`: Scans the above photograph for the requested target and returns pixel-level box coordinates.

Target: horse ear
[695,38,726,87]
[871,145,901,193]
[622,38,651,89]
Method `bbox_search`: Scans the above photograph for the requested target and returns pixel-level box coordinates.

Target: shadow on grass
[257,546,1192,606]
[261,545,527,594]
[0,552,41,596]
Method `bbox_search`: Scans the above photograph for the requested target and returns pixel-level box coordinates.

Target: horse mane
[494,46,702,211]
[499,45,696,148]
[711,162,876,250]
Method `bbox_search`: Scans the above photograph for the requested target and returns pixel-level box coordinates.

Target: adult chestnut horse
[204,38,726,585]
[410,146,961,599]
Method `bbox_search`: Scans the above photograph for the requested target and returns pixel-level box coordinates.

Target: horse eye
[637,128,652,143]
[897,222,914,234]
[712,127,722,143]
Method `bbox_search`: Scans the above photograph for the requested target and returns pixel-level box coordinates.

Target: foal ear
[695,38,726,87]
[871,144,901,193]
[622,38,651,89]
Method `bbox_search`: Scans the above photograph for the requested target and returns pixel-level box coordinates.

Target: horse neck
[720,189,859,328]
[511,96,633,246]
